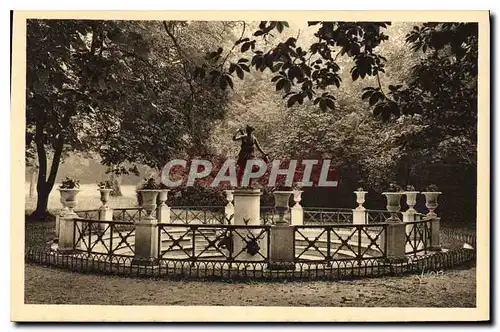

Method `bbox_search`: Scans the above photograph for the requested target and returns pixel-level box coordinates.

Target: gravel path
[24,263,476,307]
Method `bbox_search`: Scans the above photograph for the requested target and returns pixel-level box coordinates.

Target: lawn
[25,183,138,216]
[24,263,476,307]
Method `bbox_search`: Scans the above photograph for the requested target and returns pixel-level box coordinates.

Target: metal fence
[157,223,271,263]
[303,208,353,224]
[405,219,433,255]
[294,223,388,262]
[73,219,136,257]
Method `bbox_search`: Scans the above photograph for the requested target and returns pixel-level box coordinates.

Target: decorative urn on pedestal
[136,177,162,219]
[273,188,293,226]
[382,183,403,222]
[58,177,81,215]
[97,181,114,208]
[421,184,442,217]
[354,187,368,210]
[403,185,419,213]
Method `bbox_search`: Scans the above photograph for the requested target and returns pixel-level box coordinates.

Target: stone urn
[224,189,234,204]
[421,191,442,217]
[354,191,368,210]
[137,189,161,219]
[273,191,293,225]
[292,190,303,208]
[58,188,81,215]
[382,192,403,222]
[158,189,170,207]
[404,191,420,213]
[98,188,113,208]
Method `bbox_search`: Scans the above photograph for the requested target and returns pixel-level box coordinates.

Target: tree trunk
[31,184,50,220]
[28,167,37,198]
[110,172,123,197]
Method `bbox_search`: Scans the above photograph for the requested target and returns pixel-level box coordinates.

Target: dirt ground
[24,263,476,307]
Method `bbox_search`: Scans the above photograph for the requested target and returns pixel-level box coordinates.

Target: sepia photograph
[11,10,490,322]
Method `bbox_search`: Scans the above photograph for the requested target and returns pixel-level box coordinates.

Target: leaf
[271,75,282,82]
[369,92,380,106]
[276,22,284,33]
[235,66,244,80]
[276,79,286,91]
[362,90,373,100]
[219,75,228,90]
[226,75,234,89]
[325,98,335,110]
[352,68,359,81]
[287,94,299,107]
[240,64,250,72]
[228,63,236,75]
[254,30,264,37]
[241,42,251,53]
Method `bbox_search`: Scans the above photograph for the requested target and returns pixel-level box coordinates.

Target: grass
[25,183,138,216]
[24,263,476,307]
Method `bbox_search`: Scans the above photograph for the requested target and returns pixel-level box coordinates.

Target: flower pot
[421,191,442,217]
[58,188,81,214]
[273,191,293,225]
[137,189,161,219]
[98,188,113,208]
[404,191,419,213]
[382,192,403,222]
[354,191,368,210]
[292,190,303,208]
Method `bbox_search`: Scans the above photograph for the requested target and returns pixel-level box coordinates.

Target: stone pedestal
[268,225,295,270]
[291,190,303,225]
[402,211,416,234]
[291,206,303,225]
[382,221,407,262]
[157,205,171,223]
[428,217,441,251]
[132,216,159,266]
[352,208,367,225]
[232,189,266,261]
[98,206,113,233]
[57,213,79,253]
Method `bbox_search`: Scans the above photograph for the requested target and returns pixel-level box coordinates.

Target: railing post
[402,210,416,233]
[232,188,266,262]
[291,190,303,226]
[224,190,235,224]
[57,213,79,253]
[133,190,160,266]
[98,206,113,233]
[428,216,441,251]
[382,221,408,263]
[156,189,170,223]
[353,190,368,224]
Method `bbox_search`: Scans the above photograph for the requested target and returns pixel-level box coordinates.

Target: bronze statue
[232,125,269,186]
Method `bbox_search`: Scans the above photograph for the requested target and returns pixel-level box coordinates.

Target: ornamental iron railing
[157,223,270,263]
[303,207,353,224]
[405,218,433,255]
[73,219,136,257]
[294,224,387,262]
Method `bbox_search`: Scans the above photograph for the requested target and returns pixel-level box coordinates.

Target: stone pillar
[268,225,295,270]
[224,190,235,224]
[402,211,416,234]
[381,221,407,262]
[291,190,303,226]
[156,189,170,223]
[57,213,79,253]
[428,217,441,251]
[132,217,159,265]
[98,206,113,233]
[232,188,266,261]
[352,209,367,225]
[133,190,160,266]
